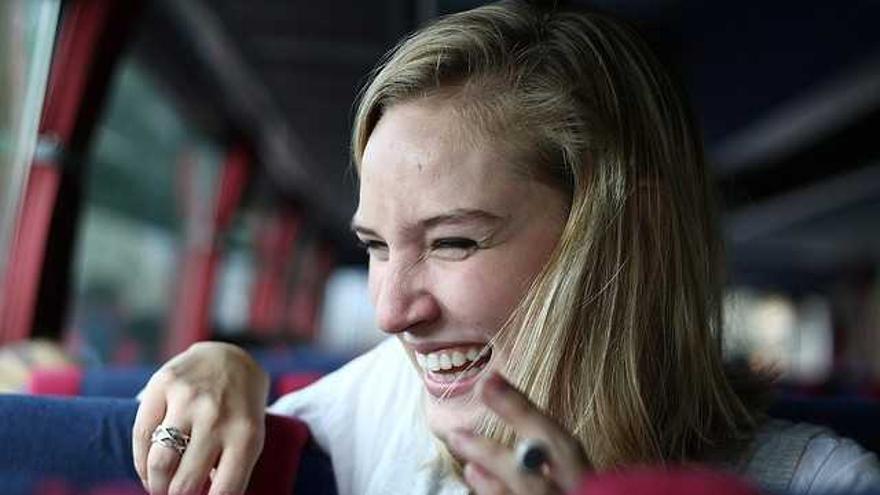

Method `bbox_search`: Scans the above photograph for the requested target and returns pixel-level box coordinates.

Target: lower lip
[422,362,489,398]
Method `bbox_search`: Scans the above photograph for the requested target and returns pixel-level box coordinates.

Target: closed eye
[357,239,389,260]
[432,238,477,250]
[431,238,479,260]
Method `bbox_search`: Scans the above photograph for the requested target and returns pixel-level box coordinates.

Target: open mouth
[414,345,493,396]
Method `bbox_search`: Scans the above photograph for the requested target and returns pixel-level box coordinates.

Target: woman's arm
[793,434,880,493]
[132,342,269,495]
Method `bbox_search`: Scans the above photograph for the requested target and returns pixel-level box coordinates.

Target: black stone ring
[515,438,549,474]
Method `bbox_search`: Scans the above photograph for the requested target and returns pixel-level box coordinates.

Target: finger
[146,409,192,495]
[147,441,186,495]
[449,430,557,495]
[133,385,168,489]
[207,422,265,495]
[476,372,588,489]
[167,419,221,495]
[464,462,508,495]
[476,372,565,444]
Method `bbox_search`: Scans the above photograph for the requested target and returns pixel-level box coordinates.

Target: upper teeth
[415,346,488,372]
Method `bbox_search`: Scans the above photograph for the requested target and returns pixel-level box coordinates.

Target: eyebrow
[350,208,505,237]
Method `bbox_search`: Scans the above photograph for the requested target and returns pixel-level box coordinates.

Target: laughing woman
[133,2,880,494]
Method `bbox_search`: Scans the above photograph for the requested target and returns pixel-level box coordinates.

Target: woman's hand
[133,342,270,495]
[447,372,590,495]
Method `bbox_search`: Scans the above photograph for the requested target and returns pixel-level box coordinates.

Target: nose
[372,259,440,334]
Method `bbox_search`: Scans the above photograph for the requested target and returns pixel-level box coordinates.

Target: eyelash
[357,240,387,252]
[431,238,478,251]
[356,238,479,255]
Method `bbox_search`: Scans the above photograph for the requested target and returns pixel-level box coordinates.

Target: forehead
[356,99,522,223]
[363,99,505,178]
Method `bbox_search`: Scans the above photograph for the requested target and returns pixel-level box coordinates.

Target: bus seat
[79,365,158,397]
[0,395,336,495]
[26,348,350,400]
[274,371,324,398]
[768,395,880,454]
[27,365,157,398]
[250,347,352,378]
[25,366,83,396]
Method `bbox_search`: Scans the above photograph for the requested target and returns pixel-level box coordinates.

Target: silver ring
[150,425,191,455]
[515,438,549,474]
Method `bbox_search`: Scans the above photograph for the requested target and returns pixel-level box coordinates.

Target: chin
[424,393,484,441]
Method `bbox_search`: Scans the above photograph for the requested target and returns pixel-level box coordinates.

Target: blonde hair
[352,1,760,469]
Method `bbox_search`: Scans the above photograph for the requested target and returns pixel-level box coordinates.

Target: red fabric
[574,468,762,495]
[274,372,324,397]
[246,413,311,495]
[26,366,83,396]
[0,165,60,343]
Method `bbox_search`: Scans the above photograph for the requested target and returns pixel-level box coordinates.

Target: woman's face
[353,98,568,439]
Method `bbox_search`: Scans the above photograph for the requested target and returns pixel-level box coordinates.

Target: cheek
[436,224,561,332]
[431,258,535,332]
[366,263,383,306]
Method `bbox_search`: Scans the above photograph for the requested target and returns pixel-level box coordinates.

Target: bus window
[0,0,60,296]
[724,288,834,384]
[64,58,221,366]
[210,199,381,354]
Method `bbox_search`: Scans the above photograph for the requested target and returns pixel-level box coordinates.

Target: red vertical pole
[165,143,251,356]
[287,241,335,341]
[0,165,60,343]
[249,211,302,334]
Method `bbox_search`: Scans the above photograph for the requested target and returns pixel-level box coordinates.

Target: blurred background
[1,0,879,397]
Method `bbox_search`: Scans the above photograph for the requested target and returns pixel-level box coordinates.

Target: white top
[269,338,880,495]
[269,337,466,494]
